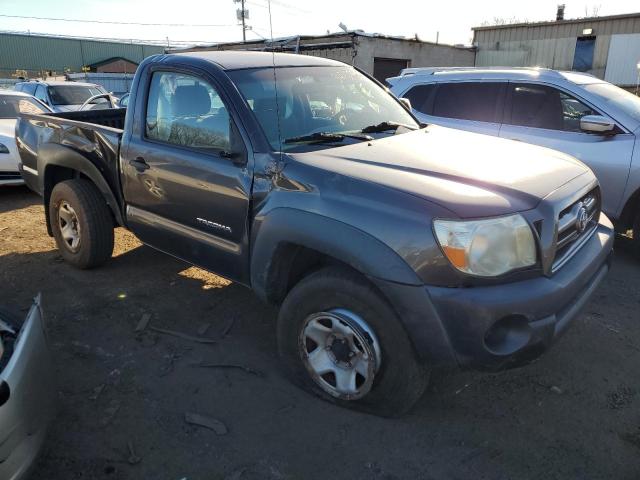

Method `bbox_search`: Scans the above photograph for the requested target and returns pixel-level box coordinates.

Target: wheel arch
[250,208,422,305]
[617,185,640,232]
[39,143,124,235]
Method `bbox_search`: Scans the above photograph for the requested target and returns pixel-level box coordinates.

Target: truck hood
[288,125,591,218]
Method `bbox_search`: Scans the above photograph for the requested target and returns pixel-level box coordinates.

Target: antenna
[267,0,284,157]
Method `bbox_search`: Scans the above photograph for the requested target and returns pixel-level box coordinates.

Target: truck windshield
[47,85,107,105]
[228,66,419,151]
[0,95,48,118]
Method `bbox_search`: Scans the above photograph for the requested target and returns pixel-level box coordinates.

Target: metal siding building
[605,34,640,85]
[0,32,164,78]
[473,13,640,86]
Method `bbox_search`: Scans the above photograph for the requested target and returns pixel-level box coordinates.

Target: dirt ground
[1,185,640,480]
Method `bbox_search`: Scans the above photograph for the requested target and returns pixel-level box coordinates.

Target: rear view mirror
[399,97,412,111]
[580,115,616,134]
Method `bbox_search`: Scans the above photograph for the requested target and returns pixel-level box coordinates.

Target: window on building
[403,84,436,114]
[432,82,503,122]
[145,71,230,151]
[572,36,596,72]
[508,83,598,132]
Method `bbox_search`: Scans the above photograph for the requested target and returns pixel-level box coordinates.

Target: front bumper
[0,172,24,187]
[0,296,55,480]
[375,215,614,370]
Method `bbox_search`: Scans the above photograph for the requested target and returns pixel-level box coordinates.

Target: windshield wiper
[361,121,418,134]
[283,131,373,144]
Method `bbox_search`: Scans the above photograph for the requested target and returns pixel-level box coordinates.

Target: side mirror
[580,115,616,134]
[222,121,248,167]
[399,97,412,111]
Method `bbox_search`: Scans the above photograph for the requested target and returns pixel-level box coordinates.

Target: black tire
[277,266,429,417]
[49,179,114,269]
[633,210,640,258]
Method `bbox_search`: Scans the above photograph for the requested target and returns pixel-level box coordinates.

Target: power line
[248,0,310,14]
[0,13,235,27]
[0,29,221,47]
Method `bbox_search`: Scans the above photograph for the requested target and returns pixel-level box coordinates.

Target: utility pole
[234,0,249,42]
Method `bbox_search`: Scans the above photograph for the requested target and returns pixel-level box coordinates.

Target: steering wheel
[331,106,369,129]
[79,93,117,111]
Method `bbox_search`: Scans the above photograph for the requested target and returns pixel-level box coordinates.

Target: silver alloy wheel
[299,308,382,400]
[58,201,81,252]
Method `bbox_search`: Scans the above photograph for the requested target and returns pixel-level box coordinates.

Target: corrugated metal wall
[0,33,164,77]
[67,72,135,95]
[605,34,640,85]
[474,15,640,82]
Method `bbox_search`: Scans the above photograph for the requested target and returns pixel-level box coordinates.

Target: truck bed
[15,108,126,206]
[44,107,127,130]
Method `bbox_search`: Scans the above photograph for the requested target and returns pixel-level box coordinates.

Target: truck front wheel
[49,179,114,269]
[277,267,429,417]
[633,210,640,258]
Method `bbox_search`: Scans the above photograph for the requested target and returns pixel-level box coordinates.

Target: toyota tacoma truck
[16,52,614,416]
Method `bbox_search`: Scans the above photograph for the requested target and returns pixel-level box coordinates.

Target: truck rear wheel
[49,179,114,269]
[277,266,428,417]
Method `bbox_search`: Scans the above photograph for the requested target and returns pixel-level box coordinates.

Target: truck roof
[172,50,346,70]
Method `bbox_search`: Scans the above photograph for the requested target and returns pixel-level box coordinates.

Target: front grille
[0,172,21,181]
[552,188,600,273]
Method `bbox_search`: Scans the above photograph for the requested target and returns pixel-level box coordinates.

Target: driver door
[121,68,253,283]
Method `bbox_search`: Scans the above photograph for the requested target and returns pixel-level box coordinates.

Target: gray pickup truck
[16,52,614,416]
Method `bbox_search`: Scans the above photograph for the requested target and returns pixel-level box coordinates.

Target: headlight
[434,214,536,277]
[0,143,9,154]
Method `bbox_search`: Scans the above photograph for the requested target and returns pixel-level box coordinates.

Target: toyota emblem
[576,206,589,233]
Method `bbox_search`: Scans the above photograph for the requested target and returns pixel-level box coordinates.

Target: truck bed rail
[44,108,127,130]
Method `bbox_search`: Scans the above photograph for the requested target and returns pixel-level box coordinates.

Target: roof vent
[556,4,566,21]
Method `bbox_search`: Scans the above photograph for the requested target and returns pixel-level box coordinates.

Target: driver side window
[509,83,599,132]
[145,71,231,151]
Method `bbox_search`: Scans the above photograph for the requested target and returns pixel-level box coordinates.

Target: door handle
[129,157,150,172]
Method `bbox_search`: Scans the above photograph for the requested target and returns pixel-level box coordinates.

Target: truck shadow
[2,240,638,479]
[0,185,40,214]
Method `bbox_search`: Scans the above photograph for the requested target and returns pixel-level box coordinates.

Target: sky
[0,0,638,48]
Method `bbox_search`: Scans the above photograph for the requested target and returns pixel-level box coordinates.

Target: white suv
[0,90,51,185]
[388,67,640,249]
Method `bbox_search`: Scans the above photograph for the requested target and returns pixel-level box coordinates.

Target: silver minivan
[388,67,640,251]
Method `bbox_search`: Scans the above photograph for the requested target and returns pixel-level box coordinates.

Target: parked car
[0,91,52,186]
[16,52,614,416]
[0,295,55,480]
[388,67,640,252]
[14,80,115,112]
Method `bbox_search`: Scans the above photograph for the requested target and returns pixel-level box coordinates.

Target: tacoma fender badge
[196,217,232,234]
